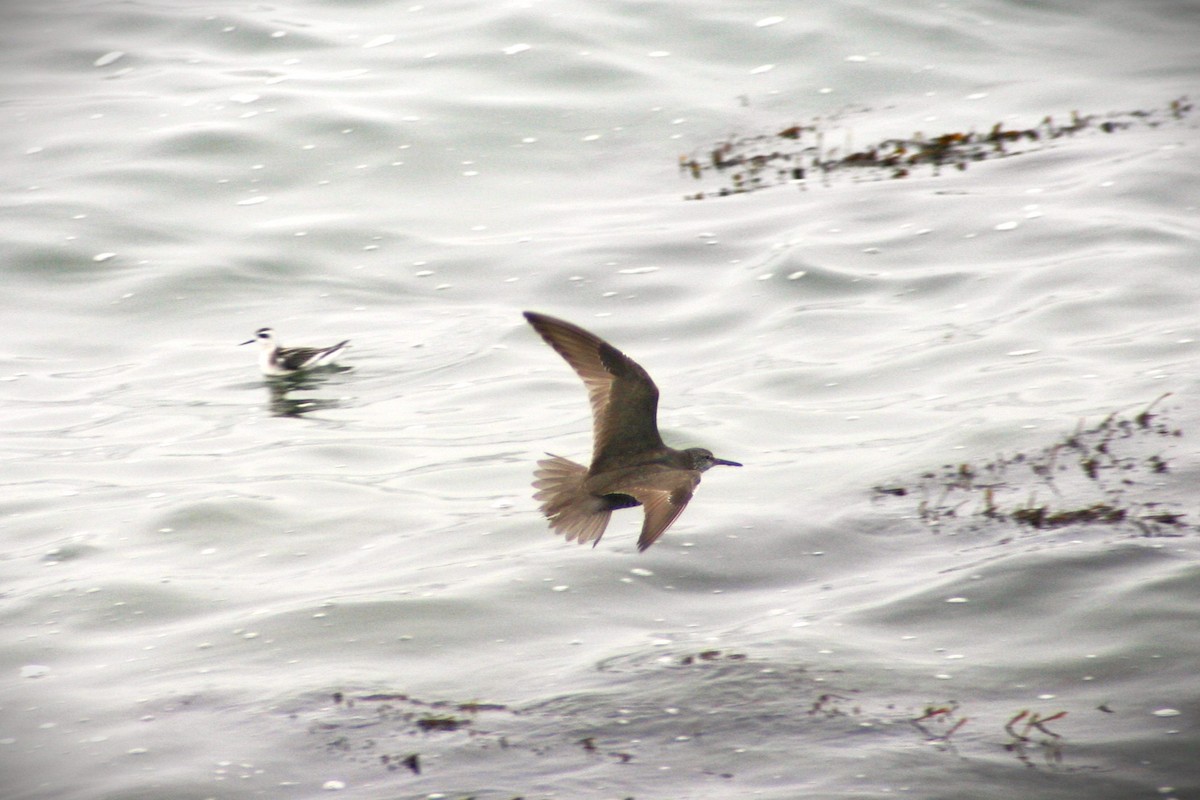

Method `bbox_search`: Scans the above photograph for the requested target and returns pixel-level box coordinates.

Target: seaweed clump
[311,691,510,777]
[873,394,1192,537]
[680,97,1193,199]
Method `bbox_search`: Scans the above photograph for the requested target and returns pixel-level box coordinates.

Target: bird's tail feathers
[533,454,611,546]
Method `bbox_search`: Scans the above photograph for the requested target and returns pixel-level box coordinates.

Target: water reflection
[264,367,350,418]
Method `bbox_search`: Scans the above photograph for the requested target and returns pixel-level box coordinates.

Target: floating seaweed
[679,649,747,665]
[1004,709,1068,768]
[680,96,1193,200]
[874,394,1192,538]
[296,657,1109,787]
[912,702,968,748]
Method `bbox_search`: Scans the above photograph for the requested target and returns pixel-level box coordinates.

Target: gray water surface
[1,1,1198,798]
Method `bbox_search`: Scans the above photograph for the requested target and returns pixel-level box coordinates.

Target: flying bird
[525,311,740,552]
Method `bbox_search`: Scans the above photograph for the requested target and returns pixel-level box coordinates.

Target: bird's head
[684,447,742,472]
[240,327,277,348]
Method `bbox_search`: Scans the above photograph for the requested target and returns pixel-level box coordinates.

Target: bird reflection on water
[264,368,350,418]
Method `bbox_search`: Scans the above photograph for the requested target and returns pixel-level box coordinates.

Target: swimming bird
[240,327,349,376]
[524,311,740,552]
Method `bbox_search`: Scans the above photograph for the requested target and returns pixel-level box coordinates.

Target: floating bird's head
[683,448,742,472]
[240,327,276,348]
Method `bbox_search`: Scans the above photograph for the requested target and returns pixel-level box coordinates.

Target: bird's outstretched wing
[627,468,702,551]
[524,312,664,473]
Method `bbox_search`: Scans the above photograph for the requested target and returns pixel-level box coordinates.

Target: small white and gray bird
[240,327,349,376]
